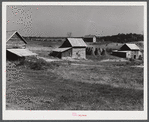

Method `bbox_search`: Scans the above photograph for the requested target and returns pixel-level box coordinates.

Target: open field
[6,58,143,110]
[6,38,144,110]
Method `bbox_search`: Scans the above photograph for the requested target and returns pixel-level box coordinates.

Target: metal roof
[67,38,87,47]
[7,49,37,57]
[6,31,27,44]
[124,43,140,50]
[53,47,72,52]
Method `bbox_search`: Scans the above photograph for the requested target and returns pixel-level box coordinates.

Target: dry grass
[6,39,143,110]
[6,59,143,110]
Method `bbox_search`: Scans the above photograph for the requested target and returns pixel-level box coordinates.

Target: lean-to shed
[53,38,87,59]
[6,31,37,60]
[6,31,27,49]
[112,43,142,59]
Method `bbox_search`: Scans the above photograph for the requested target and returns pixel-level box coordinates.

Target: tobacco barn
[52,38,87,59]
[112,43,142,59]
[6,31,37,60]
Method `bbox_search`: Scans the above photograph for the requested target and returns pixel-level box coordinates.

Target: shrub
[16,57,59,70]
[29,59,45,70]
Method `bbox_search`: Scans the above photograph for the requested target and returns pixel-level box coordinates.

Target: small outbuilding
[6,31,37,60]
[112,43,142,59]
[52,38,87,59]
[7,31,27,49]
[83,35,97,43]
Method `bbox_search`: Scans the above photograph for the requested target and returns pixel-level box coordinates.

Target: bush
[29,59,45,70]
[16,57,59,70]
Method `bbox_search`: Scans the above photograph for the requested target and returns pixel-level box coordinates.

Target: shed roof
[6,31,27,44]
[7,49,37,57]
[53,47,72,52]
[67,38,87,47]
[123,43,140,50]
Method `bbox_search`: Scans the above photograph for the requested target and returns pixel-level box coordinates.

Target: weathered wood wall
[62,49,72,58]
[112,52,126,58]
[6,33,26,49]
[83,38,93,42]
[72,48,86,59]
[130,51,141,59]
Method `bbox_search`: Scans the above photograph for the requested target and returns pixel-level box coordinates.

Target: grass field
[6,39,144,110]
[6,58,143,110]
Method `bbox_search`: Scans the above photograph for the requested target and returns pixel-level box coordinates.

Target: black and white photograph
[3,2,147,120]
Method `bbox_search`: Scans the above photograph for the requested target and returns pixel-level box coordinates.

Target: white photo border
[2,2,147,120]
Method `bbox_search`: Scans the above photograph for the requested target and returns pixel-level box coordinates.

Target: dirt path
[37,56,62,62]
[100,58,128,62]
[38,56,143,68]
[64,63,104,67]
[131,65,144,68]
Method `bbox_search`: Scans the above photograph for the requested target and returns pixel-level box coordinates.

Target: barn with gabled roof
[52,38,87,59]
[6,31,27,49]
[6,31,37,60]
[112,43,142,59]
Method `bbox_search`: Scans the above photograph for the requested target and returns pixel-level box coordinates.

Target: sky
[6,5,144,37]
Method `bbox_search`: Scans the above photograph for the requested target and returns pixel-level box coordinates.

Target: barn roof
[6,31,27,44]
[7,49,37,57]
[67,38,87,47]
[53,47,71,52]
[124,43,140,50]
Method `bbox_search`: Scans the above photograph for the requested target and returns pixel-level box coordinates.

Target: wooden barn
[112,43,142,59]
[52,38,87,59]
[83,35,96,43]
[6,31,37,60]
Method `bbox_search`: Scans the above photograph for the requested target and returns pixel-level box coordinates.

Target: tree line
[98,33,143,43]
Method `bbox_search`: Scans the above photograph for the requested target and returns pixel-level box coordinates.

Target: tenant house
[6,31,37,60]
[112,43,142,59]
[83,35,97,43]
[52,38,87,59]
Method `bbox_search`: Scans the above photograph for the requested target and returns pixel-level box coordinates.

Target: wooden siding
[129,51,141,59]
[61,49,72,58]
[83,38,93,42]
[126,51,131,59]
[72,48,86,59]
[6,33,26,49]
[112,52,126,58]
[113,50,142,59]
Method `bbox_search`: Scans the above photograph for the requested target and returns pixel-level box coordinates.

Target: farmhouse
[112,43,142,59]
[6,31,37,60]
[52,38,87,59]
[83,35,97,43]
